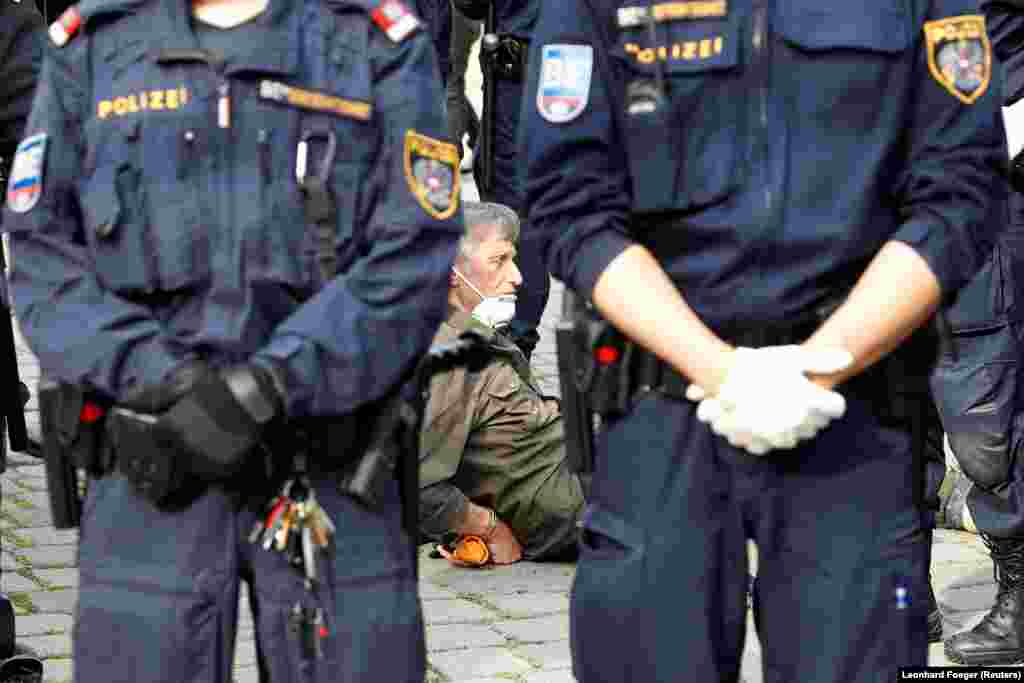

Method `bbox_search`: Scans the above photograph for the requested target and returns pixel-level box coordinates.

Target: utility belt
[38,379,411,529]
[557,296,940,485]
[566,310,834,416]
[633,319,829,403]
[482,34,529,82]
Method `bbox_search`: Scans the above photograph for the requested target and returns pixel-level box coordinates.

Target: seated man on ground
[419,201,584,566]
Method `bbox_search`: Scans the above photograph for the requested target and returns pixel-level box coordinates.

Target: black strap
[300,177,339,287]
[397,400,420,581]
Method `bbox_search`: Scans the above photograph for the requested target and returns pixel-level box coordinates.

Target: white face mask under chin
[453,267,517,329]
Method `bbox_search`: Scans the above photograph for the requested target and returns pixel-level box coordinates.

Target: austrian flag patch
[48,6,81,47]
[6,133,47,214]
[371,0,421,43]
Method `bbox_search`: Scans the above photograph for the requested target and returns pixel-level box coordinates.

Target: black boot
[945,535,1024,665]
[928,580,944,643]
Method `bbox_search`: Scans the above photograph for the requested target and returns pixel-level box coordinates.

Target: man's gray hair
[459,201,520,258]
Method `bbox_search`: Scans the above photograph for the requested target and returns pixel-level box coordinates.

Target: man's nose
[509,261,523,288]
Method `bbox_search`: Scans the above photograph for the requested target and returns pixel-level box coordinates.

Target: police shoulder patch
[404,131,459,220]
[923,14,992,105]
[49,6,82,47]
[536,44,594,124]
[7,133,48,214]
[371,0,421,43]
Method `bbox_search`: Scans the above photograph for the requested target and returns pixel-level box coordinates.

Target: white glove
[686,345,853,455]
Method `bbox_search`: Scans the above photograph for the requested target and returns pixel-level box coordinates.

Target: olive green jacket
[419,308,583,559]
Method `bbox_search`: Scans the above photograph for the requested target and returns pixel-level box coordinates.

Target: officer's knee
[947,430,1011,491]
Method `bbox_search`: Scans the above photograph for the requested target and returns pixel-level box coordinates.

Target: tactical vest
[73,0,381,299]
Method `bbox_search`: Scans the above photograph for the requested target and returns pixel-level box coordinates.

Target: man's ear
[450,269,461,288]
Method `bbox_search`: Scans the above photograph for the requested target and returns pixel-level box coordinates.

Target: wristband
[482,508,498,540]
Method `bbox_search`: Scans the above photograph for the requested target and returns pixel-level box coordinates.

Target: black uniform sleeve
[984,2,1024,103]
[0,1,44,158]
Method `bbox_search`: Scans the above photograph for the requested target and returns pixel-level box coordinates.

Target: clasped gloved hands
[686,345,853,456]
[115,360,285,505]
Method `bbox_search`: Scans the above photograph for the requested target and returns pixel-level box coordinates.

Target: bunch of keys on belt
[249,475,336,588]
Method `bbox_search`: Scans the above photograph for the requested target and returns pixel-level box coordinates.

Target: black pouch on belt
[49,382,107,475]
[108,407,186,507]
[575,312,633,417]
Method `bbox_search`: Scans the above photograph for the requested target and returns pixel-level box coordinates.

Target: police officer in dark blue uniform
[930,213,1024,665]
[453,0,545,358]
[927,0,1024,665]
[2,0,462,679]
[521,1,1007,680]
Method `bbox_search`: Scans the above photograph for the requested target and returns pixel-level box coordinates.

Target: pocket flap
[580,503,645,553]
[776,4,909,54]
[485,370,521,400]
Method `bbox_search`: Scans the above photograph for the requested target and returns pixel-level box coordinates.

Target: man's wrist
[456,503,498,538]
[800,339,854,390]
[683,340,735,397]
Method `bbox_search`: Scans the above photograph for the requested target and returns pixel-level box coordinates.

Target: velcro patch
[371,0,421,43]
[259,81,372,121]
[404,131,459,220]
[536,44,593,124]
[924,15,992,105]
[49,6,81,47]
[7,133,47,214]
[617,1,727,28]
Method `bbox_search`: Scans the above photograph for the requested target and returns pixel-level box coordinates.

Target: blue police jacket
[520,0,1008,328]
[2,0,463,417]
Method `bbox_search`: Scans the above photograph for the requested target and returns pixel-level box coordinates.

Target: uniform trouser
[965,429,1024,537]
[475,78,550,355]
[446,6,481,148]
[74,471,424,683]
[571,391,930,683]
[924,414,947,515]
[931,315,1024,538]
